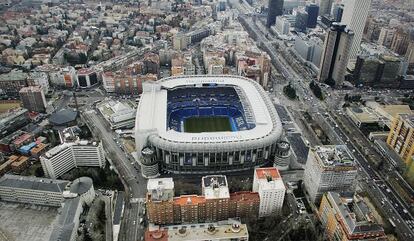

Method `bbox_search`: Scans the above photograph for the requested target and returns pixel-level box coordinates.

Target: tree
[309,81,324,100]
[283,83,297,100]
[325,78,335,87]
[83,231,93,241]
[34,167,44,177]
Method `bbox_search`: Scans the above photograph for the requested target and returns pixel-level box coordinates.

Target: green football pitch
[184,117,232,133]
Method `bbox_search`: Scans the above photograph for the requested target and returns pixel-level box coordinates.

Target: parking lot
[0,202,58,241]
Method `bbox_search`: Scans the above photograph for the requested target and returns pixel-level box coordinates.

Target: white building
[147,178,175,201]
[253,167,286,217]
[340,0,372,61]
[303,145,358,203]
[202,175,230,200]
[97,100,136,129]
[0,175,95,241]
[40,141,105,179]
[274,16,291,36]
[294,34,323,67]
[0,174,69,207]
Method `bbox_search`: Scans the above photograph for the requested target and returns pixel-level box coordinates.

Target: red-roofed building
[145,229,168,241]
[253,167,286,217]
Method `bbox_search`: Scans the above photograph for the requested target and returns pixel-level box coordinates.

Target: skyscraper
[318,23,354,86]
[267,0,284,27]
[319,0,334,16]
[340,0,372,60]
[294,9,308,33]
[305,3,319,28]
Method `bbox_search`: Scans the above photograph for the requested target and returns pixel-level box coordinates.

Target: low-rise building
[97,100,136,129]
[319,192,387,241]
[10,155,29,173]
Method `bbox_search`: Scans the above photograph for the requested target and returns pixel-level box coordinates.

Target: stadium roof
[135,75,282,153]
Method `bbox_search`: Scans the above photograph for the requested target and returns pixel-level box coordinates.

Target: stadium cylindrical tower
[140,146,159,178]
[273,141,291,171]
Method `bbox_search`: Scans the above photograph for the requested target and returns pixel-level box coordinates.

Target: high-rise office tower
[318,23,354,86]
[319,0,334,16]
[306,3,319,28]
[332,3,344,22]
[267,0,284,27]
[340,0,372,60]
[295,9,309,33]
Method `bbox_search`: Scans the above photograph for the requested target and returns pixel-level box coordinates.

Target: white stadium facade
[135,75,282,174]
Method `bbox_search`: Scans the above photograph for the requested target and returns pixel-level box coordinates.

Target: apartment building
[304,145,357,203]
[319,192,387,241]
[40,140,105,179]
[253,167,286,217]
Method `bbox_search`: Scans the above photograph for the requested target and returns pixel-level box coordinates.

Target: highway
[233,1,414,240]
[326,112,414,240]
[81,105,147,241]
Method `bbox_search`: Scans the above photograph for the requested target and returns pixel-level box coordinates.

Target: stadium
[135,75,282,174]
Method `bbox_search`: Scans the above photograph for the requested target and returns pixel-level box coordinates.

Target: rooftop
[174,195,206,206]
[49,109,78,126]
[48,197,81,241]
[202,175,230,199]
[0,174,69,193]
[69,177,93,195]
[255,167,281,180]
[255,168,285,191]
[146,219,248,241]
[314,145,356,168]
[136,75,280,144]
[147,178,175,202]
[398,113,414,127]
[327,192,386,238]
[19,85,43,93]
[113,192,125,225]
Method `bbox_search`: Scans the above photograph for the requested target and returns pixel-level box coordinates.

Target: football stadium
[135,75,283,174]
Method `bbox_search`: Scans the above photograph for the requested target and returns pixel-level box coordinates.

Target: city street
[81,105,147,241]
[233,1,414,240]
